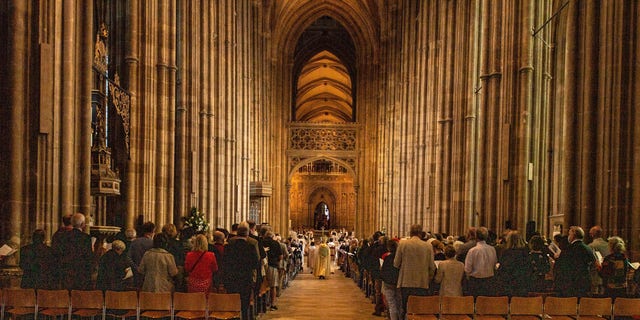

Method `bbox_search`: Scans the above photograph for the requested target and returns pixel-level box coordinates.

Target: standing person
[528,235,552,293]
[163,224,186,292]
[599,236,631,298]
[209,231,226,291]
[464,227,497,297]
[394,224,436,319]
[314,238,332,279]
[589,226,610,295]
[434,245,465,296]
[138,233,178,292]
[51,213,73,252]
[495,231,530,296]
[129,222,155,288]
[369,233,388,317]
[185,234,218,293]
[51,213,74,288]
[20,229,56,289]
[380,240,401,320]
[59,213,95,290]
[307,241,317,273]
[96,240,135,291]
[222,224,260,320]
[554,226,595,297]
[456,227,477,263]
[263,231,283,310]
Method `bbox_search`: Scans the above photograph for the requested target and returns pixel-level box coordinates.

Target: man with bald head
[59,213,95,289]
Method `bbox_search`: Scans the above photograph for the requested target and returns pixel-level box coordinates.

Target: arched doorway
[313,201,330,229]
[288,158,356,232]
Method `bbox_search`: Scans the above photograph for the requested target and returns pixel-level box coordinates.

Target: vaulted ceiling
[292,16,356,123]
[295,51,352,122]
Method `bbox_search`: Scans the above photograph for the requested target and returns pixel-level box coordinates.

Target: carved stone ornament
[110,73,131,153]
[290,127,356,151]
[93,23,108,73]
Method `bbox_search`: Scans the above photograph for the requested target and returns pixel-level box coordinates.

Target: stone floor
[259,268,385,320]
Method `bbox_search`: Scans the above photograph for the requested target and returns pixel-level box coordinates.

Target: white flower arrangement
[182,207,209,234]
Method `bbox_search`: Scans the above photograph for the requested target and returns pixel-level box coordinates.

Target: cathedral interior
[0,0,639,255]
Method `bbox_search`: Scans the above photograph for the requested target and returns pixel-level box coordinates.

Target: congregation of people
[17,213,309,320]
[14,213,640,320]
[340,224,640,320]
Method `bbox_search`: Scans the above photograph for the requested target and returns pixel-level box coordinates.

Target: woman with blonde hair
[184,234,218,292]
[599,236,631,298]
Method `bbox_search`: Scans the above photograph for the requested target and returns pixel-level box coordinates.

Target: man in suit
[59,213,95,290]
[394,224,436,319]
[555,226,595,297]
[223,224,260,320]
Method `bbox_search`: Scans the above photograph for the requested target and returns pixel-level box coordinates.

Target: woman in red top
[185,234,218,292]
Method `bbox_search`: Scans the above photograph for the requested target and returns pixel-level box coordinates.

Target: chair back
[71,290,104,309]
[544,296,577,316]
[207,293,241,313]
[510,296,543,316]
[578,297,612,317]
[139,292,172,311]
[441,296,474,315]
[105,290,138,311]
[37,289,70,309]
[406,295,440,316]
[475,296,509,316]
[4,288,36,308]
[613,298,640,317]
[173,292,206,311]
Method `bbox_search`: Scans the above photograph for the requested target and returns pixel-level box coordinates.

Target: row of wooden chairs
[406,295,640,320]
[1,288,241,320]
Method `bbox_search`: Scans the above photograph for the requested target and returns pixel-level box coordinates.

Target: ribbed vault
[295,51,353,122]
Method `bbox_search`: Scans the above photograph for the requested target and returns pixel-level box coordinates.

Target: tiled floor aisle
[259,269,385,320]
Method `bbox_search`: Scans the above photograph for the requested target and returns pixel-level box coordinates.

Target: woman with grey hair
[599,236,631,298]
[97,240,135,291]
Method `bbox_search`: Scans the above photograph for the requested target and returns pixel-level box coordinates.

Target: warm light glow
[295,51,353,122]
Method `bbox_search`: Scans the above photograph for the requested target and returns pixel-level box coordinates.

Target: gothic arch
[268,0,379,64]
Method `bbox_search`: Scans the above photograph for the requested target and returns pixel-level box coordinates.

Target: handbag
[185,251,206,276]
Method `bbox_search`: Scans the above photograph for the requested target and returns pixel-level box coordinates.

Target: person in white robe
[307,241,317,273]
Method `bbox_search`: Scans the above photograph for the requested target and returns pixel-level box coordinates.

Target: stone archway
[288,158,356,232]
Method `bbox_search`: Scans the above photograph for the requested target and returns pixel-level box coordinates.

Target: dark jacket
[554,240,594,297]
[97,249,135,291]
[380,252,399,286]
[20,242,56,289]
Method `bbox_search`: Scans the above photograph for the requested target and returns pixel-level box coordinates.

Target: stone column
[125,0,140,229]
[78,0,93,215]
[6,0,29,241]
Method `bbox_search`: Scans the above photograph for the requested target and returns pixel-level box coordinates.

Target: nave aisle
[259,270,383,320]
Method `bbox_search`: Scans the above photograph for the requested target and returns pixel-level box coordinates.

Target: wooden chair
[37,289,71,320]
[139,292,172,320]
[475,296,509,320]
[578,297,612,320]
[544,296,577,320]
[405,295,439,320]
[207,293,241,320]
[71,290,104,319]
[612,298,640,320]
[173,292,206,320]
[510,296,543,320]
[4,288,37,320]
[104,291,137,320]
[440,296,474,320]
